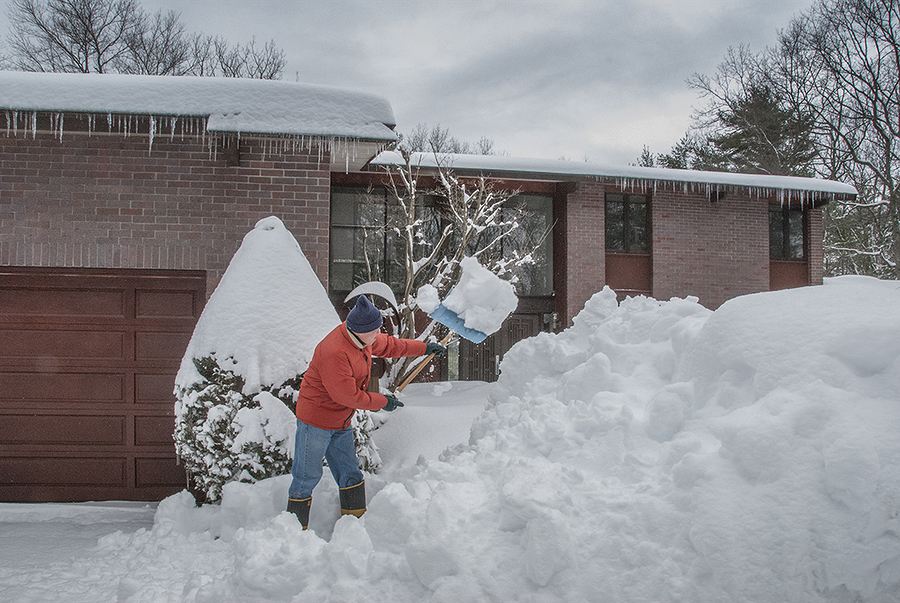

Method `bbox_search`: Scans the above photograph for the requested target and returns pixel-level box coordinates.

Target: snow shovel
[394,301,492,393]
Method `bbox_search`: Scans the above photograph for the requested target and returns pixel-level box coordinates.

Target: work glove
[426,342,447,357]
[382,394,404,412]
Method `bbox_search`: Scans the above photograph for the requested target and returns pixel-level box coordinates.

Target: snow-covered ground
[2,276,899,603]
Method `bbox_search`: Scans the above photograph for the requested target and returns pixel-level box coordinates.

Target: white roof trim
[371,151,857,198]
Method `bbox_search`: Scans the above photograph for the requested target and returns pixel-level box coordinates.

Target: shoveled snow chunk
[441,256,518,335]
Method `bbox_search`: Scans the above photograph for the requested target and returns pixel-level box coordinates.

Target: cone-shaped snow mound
[175,215,339,393]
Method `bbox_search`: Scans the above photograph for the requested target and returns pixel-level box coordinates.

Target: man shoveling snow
[286,295,446,528]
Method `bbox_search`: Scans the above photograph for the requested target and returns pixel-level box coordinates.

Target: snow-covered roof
[371,151,858,201]
[0,70,397,141]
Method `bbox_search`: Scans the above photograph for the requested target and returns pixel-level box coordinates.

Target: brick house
[0,71,856,502]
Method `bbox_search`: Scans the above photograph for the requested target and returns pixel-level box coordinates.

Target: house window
[466,194,554,296]
[606,193,649,253]
[769,205,805,260]
[330,188,554,298]
[330,188,441,293]
[330,188,398,292]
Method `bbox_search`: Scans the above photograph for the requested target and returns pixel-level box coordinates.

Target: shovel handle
[395,332,453,393]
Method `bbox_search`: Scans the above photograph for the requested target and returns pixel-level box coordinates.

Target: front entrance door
[458,314,542,382]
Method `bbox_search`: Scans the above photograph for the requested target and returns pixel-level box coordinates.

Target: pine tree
[174,353,298,503]
[709,84,816,176]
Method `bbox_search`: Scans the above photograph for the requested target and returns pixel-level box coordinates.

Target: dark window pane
[788,209,804,259]
[330,263,354,291]
[331,188,388,289]
[606,193,648,254]
[629,200,648,253]
[606,201,626,251]
[769,205,804,260]
[515,195,554,296]
[769,207,785,260]
[330,227,357,261]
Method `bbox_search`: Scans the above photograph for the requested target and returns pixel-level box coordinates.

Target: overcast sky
[1,0,814,165]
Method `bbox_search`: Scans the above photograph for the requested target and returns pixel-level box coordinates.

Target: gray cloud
[4,0,814,163]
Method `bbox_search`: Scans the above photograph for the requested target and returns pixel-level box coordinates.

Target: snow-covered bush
[174,354,296,502]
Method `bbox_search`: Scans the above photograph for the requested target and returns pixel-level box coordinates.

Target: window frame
[329,187,555,298]
[605,192,651,254]
[769,204,806,261]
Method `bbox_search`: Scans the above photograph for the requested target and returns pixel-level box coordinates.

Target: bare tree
[763,0,900,277]
[7,0,140,73]
[121,8,190,75]
[688,46,817,176]
[212,36,285,79]
[687,1,900,278]
[379,152,543,391]
[4,0,286,79]
[401,123,496,155]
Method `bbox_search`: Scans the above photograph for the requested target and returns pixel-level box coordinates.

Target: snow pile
[441,256,518,335]
[175,215,339,393]
[13,277,900,603]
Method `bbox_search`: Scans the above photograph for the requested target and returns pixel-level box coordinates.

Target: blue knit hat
[346,295,383,333]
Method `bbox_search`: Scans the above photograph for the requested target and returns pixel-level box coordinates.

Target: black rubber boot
[339,481,366,518]
[287,496,311,529]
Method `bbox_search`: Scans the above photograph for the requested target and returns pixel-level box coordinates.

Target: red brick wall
[563,180,605,323]
[807,206,824,285]
[0,130,331,297]
[652,189,770,309]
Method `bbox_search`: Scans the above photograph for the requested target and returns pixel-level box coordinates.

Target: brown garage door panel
[0,268,205,502]
[135,415,176,446]
[136,331,193,361]
[0,329,126,359]
[0,414,126,445]
[0,288,125,318]
[1,457,127,486]
[136,373,177,404]
[135,457,185,487]
[136,290,199,318]
[1,371,124,402]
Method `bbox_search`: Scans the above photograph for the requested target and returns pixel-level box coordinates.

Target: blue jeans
[288,419,363,500]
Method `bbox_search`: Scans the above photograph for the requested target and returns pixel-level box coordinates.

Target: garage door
[0,267,206,502]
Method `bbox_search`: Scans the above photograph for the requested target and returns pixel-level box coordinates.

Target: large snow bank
[0,70,397,140]
[20,277,900,602]
[175,215,339,393]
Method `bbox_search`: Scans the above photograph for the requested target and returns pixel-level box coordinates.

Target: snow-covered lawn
[2,276,899,603]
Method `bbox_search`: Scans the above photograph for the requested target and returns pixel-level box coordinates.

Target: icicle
[31,111,37,139]
[58,113,64,142]
[148,115,156,153]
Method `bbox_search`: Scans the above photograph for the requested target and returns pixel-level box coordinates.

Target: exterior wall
[563,180,605,324]
[807,206,825,285]
[0,129,331,296]
[652,189,769,309]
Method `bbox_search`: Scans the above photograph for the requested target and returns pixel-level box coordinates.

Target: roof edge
[370,151,858,200]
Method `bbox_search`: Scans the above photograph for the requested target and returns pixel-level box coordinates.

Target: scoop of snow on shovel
[423,256,518,342]
[445,257,518,335]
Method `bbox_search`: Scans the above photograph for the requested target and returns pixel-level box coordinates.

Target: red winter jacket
[296,322,427,430]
